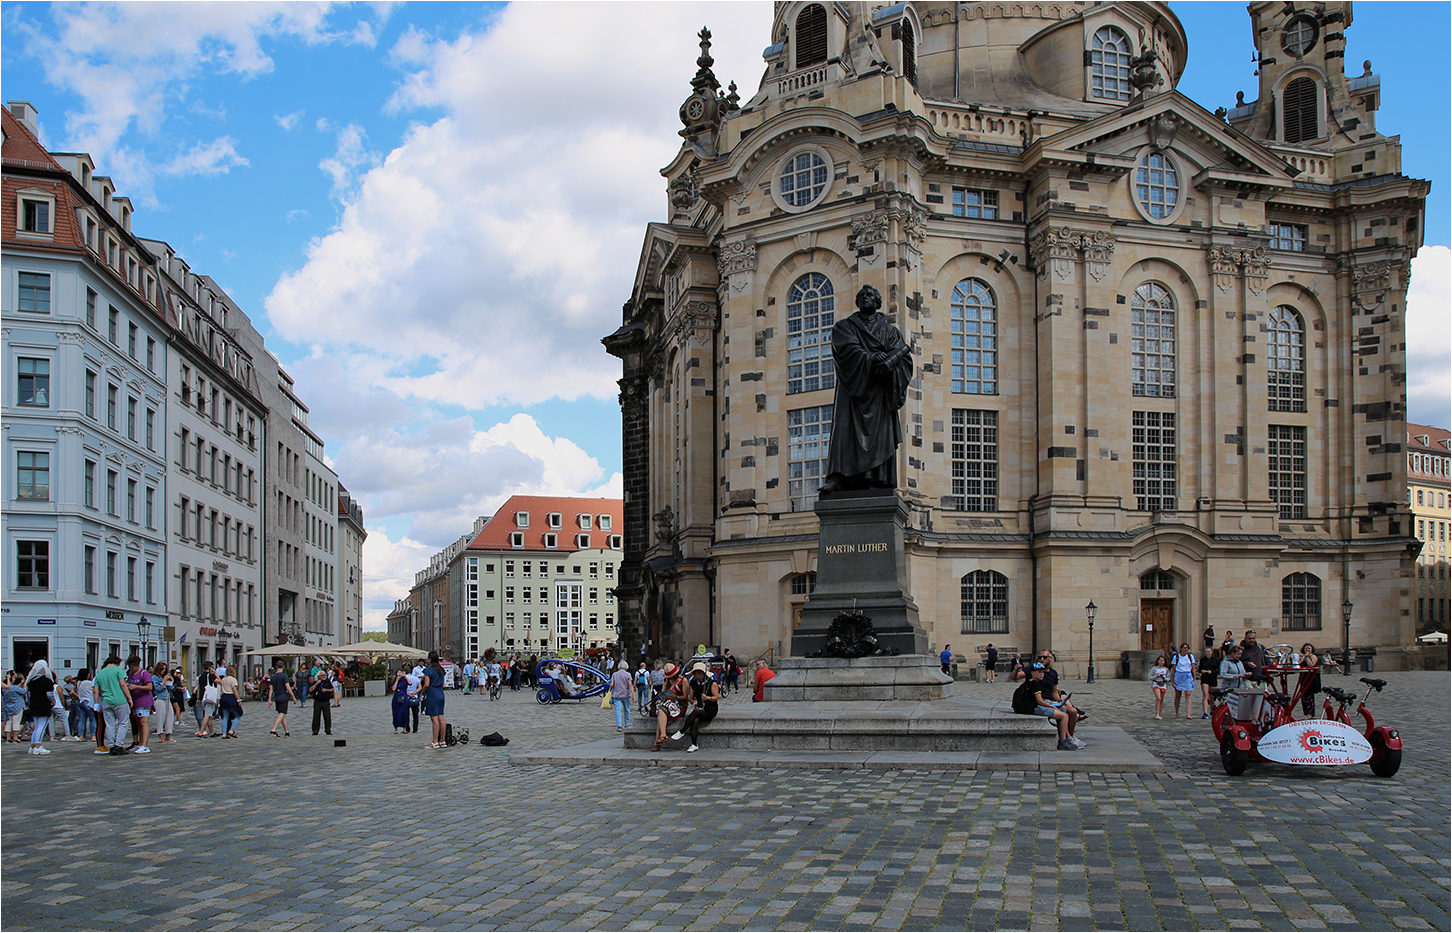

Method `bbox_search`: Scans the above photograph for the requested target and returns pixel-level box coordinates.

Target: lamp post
[1085,600,1098,683]
[1341,598,1354,676]
[136,617,151,665]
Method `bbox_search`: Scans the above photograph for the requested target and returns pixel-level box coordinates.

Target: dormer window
[515,511,530,528]
[22,199,50,233]
[599,514,612,531]
[547,512,562,529]
[795,4,827,68]
[1091,26,1133,102]
[510,532,524,548]
[578,514,591,530]
[16,188,56,239]
[543,533,558,549]
[576,534,591,549]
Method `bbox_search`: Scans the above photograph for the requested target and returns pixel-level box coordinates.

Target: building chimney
[6,100,40,137]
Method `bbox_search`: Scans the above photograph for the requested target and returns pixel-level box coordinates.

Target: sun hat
[662,663,680,678]
[688,661,710,676]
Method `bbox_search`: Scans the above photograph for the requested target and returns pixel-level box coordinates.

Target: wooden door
[1140,600,1174,655]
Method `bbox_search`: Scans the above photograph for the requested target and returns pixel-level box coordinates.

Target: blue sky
[4,1,1447,627]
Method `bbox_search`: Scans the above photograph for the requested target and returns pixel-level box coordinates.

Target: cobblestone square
[3,672,1447,930]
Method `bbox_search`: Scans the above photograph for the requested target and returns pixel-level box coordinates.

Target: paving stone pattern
[3,672,1447,931]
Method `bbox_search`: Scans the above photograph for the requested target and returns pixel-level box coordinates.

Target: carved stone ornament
[809,610,901,659]
[652,506,676,542]
[1237,246,1271,295]
[901,204,928,244]
[1150,112,1178,150]
[849,211,890,252]
[717,239,757,277]
[1353,261,1392,294]
[1030,226,1078,280]
[1207,245,1238,293]
[669,172,698,209]
[1074,230,1116,282]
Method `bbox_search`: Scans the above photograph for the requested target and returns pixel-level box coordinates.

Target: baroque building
[1407,424,1450,633]
[606,2,1430,670]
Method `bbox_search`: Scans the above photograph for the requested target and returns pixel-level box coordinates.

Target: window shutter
[1282,77,1318,144]
[900,20,917,88]
[795,4,828,68]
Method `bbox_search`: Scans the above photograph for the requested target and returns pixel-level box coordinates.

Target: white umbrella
[1416,630,1449,644]
[243,644,336,658]
[331,640,428,661]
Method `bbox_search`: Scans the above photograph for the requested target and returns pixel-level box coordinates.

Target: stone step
[623,698,1057,752]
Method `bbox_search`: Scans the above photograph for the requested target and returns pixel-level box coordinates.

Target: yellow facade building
[1408,425,1450,633]
[606,1,1430,671]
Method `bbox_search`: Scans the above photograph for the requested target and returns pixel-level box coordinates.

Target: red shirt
[753,667,776,702]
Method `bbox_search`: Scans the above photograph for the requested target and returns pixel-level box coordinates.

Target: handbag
[202,684,220,705]
[600,693,612,709]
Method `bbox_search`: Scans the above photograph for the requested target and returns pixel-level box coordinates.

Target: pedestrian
[1027,663,1080,751]
[1150,656,1169,720]
[1198,647,1219,719]
[24,660,58,755]
[1203,625,1216,650]
[310,668,335,735]
[1298,643,1327,715]
[93,655,132,755]
[151,663,176,744]
[610,661,633,731]
[983,643,998,683]
[1219,646,1248,690]
[1220,630,1236,657]
[722,649,740,694]
[939,644,953,675]
[1239,631,1267,677]
[751,658,776,702]
[650,659,665,694]
[510,658,522,692]
[294,664,310,704]
[634,662,651,713]
[462,658,475,696]
[57,676,79,740]
[1010,653,1031,681]
[3,672,28,743]
[390,666,415,733]
[75,668,97,742]
[124,656,154,753]
[420,651,448,749]
[1171,643,1197,719]
[331,665,344,707]
[195,663,221,738]
[268,661,296,736]
[649,663,687,752]
[216,666,244,738]
[670,661,720,753]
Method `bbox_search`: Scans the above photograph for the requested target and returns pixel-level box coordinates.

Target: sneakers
[108,746,127,755]
[132,746,151,754]
[670,731,684,741]
[1202,713,1210,719]
[93,747,110,755]
[1069,736,1087,749]
[1057,738,1078,751]
[687,744,699,753]
[29,746,51,755]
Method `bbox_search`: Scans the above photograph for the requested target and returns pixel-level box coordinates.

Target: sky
[4,1,1447,630]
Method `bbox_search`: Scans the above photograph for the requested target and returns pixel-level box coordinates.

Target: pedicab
[534,658,610,705]
[1209,656,1402,777]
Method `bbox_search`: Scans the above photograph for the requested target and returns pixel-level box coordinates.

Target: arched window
[790,572,817,596]
[961,570,1008,633]
[1131,283,1176,397]
[1135,151,1179,220]
[786,273,835,394]
[795,4,828,69]
[1090,26,1133,101]
[1140,570,1177,590]
[1282,573,1322,630]
[950,278,997,394]
[1267,305,1306,412]
[1282,76,1319,144]
[899,19,917,88]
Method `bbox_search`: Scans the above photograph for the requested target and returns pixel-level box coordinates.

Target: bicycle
[487,677,502,701]
[1321,678,1402,777]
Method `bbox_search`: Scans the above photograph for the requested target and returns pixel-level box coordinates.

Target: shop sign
[1258,719,1373,766]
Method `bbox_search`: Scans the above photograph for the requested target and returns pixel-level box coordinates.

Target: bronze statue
[818,285,912,495]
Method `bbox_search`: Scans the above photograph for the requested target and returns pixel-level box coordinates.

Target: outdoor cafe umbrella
[330,640,428,661]
[243,643,320,658]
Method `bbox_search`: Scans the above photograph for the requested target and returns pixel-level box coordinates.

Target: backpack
[1011,680,1039,715]
[479,731,509,746]
[444,723,457,746]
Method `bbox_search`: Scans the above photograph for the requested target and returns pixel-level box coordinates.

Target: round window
[773,147,833,212]
[1134,151,1180,222]
[1281,16,1318,56]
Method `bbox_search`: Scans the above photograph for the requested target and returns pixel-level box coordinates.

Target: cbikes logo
[1259,719,1372,766]
[1298,729,1350,752]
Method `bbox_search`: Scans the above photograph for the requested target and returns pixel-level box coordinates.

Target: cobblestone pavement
[3,671,1447,931]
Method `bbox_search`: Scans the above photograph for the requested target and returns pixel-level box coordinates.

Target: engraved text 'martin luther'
[823,542,890,554]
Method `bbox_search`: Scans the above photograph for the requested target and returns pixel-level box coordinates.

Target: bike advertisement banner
[1258,719,1373,765]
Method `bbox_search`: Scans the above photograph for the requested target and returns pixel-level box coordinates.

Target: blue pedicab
[535,658,610,705]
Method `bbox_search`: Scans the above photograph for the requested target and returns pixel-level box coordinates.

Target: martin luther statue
[818,285,913,495]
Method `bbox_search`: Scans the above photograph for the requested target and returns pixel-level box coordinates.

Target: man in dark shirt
[1029,665,1077,750]
[983,644,999,683]
[1239,631,1267,676]
[1037,650,1088,725]
[267,660,296,736]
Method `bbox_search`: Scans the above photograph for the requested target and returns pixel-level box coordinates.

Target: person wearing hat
[1030,663,1079,751]
[670,661,720,753]
[650,663,687,752]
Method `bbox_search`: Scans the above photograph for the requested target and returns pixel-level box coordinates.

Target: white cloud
[1405,245,1451,427]
[161,135,249,177]
[12,1,391,204]
[360,527,434,630]
[318,123,379,196]
[275,109,304,131]
[265,2,773,408]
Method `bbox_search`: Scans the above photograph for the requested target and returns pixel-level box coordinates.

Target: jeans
[612,697,631,728]
[29,714,51,745]
[220,706,240,734]
[76,706,96,737]
[102,703,129,747]
[636,684,650,710]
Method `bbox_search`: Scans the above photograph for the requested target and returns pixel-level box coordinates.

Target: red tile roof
[468,495,623,552]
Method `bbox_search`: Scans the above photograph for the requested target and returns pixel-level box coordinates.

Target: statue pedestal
[790,492,927,657]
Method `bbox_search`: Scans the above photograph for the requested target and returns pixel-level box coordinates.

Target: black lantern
[1341,598,1354,676]
[1085,600,1098,683]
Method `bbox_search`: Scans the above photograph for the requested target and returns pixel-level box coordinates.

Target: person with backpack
[1012,663,1078,751]
[634,662,651,713]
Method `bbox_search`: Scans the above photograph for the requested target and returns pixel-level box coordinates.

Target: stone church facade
[605,1,1429,672]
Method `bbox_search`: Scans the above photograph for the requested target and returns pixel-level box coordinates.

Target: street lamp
[136,617,151,666]
[1085,600,1098,683]
[1341,598,1354,676]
